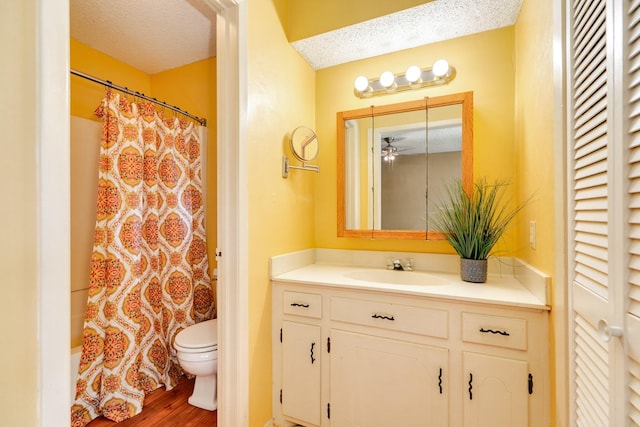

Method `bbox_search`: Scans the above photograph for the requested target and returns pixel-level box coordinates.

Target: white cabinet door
[281,320,321,426]
[330,329,448,427]
[462,352,528,427]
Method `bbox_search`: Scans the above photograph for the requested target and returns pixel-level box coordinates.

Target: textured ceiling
[70,0,216,74]
[70,0,522,74]
[292,0,524,70]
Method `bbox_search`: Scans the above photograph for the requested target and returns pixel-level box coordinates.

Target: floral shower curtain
[71,91,215,426]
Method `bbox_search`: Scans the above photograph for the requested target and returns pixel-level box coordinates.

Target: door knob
[598,319,623,342]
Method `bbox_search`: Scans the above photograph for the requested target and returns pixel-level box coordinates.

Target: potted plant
[433,178,527,283]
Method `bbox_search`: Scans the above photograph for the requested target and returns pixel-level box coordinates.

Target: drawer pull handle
[291,302,310,308]
[371,314,395,321]
[479,327,510,336]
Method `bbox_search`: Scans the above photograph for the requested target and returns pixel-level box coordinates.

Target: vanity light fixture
[353,59,455,98]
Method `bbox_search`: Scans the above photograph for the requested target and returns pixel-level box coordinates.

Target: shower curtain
[71,91,215,426]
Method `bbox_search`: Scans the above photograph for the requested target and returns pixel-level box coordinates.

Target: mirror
[337,91,473,239]
[290,125,319,161]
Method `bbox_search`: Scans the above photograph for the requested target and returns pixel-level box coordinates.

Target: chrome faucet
[386,257,413,271]
[404,258,413,271]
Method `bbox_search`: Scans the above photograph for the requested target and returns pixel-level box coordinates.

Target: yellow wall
[246,0,317,424]
[315,27,517,254]
[514,0,556,423]
[283,0,434,42]
[69,40,218,346]
[514,0,555,276]
[70,38,151,121]
[0,0,38,424]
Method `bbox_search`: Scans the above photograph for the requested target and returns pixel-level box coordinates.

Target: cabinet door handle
[479,327,509,336]
[528,373,533,394]
[371,313,395,321]
[468,373,473,400]
[291,302,310,308]
[310,342,316,364]
[438,368,443,394]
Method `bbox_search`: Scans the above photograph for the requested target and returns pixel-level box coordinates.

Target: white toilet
[174,318,218,411]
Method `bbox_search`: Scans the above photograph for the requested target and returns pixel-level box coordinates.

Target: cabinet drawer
[331,297,448,339]
[461,312,527,350]
[283,291,322,318]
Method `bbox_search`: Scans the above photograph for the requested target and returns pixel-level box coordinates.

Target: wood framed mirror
[337,91,473,239]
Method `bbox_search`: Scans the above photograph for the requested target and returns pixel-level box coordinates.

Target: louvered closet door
[569,0,614,424]
[568,0,640,425]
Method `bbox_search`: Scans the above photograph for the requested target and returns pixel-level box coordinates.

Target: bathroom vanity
[271,249,550,427]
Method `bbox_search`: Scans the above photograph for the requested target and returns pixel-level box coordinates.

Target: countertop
[271,263,550,311]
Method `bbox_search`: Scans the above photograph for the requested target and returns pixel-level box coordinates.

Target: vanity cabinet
[272,281,549,427]
[460,312,532,426]
[278,291,323,426]
[462,352,529,426]
[281,320,321,425]
[330,330,449,426]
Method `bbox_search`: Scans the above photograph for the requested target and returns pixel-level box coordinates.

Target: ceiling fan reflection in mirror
[381,136,409,162]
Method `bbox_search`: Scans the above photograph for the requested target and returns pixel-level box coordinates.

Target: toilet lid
[175,319,218,350]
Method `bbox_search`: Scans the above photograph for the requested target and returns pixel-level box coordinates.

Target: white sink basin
[344,269,452,286]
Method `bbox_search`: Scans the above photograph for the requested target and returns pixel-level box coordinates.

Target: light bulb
[354,76,369,92]
[405,65,422,84]
[432,59,449,78]
[379,71,396,88]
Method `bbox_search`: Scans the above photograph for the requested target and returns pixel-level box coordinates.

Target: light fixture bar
[353,60,456,99]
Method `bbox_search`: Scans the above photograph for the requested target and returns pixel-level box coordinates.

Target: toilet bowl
[174,318,218,411]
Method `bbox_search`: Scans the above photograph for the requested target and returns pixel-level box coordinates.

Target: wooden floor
[87,378,217,427]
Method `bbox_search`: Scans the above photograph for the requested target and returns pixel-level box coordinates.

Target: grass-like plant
[433,178,527,260]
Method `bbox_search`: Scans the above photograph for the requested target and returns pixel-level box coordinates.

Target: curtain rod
[70,69,207,127]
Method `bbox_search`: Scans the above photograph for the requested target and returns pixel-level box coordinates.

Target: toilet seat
[176,348,218,362]
[175,319,218,353]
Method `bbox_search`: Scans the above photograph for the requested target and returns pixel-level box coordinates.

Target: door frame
[551,0,569,426]
[207,0,249,426]
[38,0,249,425]
[38,0,72,423]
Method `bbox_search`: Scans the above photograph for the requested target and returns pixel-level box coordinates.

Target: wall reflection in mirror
[338,92,473,240]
